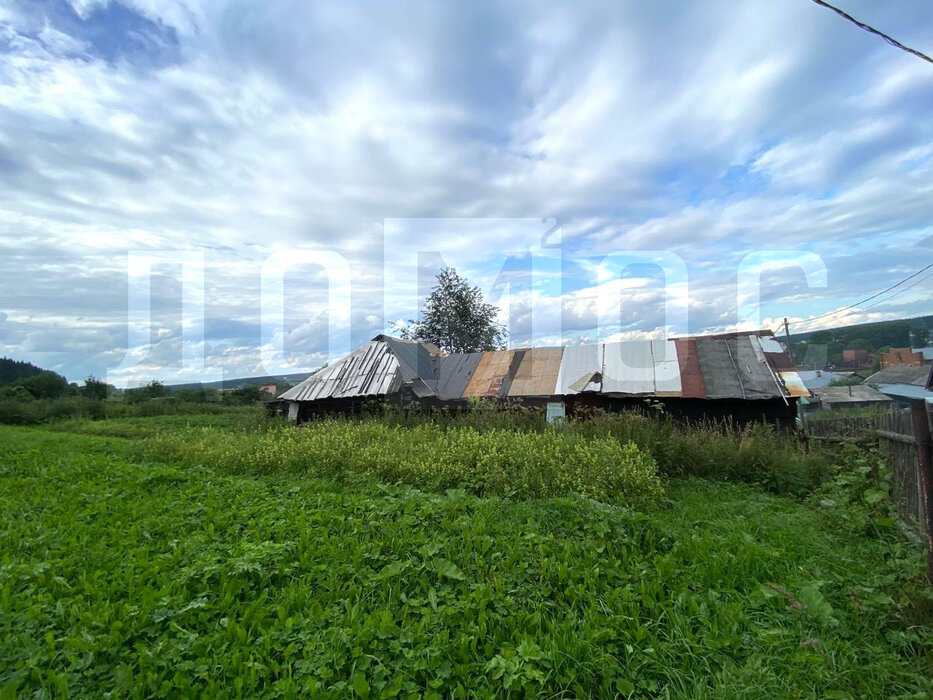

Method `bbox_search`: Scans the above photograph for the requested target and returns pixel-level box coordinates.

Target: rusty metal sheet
[779,371,810,398]
[557,344,602,395]
[462,350,515,397]
[507,347,563,397]
[674,338,705,398]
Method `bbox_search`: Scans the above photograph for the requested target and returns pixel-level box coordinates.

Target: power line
[793,262,933,331]
[811,0,933,65]
[856,269,933,314]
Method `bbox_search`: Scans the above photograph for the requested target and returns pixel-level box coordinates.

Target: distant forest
[0,358,48,386]
[788,315,931,367]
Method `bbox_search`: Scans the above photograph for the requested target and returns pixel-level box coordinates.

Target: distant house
[810,385,892,411]
[797,369,856,390]
[880,348,924,368]
[911,347,933,364]
[838,348,872,370]
[865,365,933,405]
[276,330,808,428]
[259,383,278,396]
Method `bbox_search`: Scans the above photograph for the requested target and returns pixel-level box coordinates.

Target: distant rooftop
[865,365,932,387]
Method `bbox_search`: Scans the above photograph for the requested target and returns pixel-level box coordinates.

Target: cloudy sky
[1,0,931,385]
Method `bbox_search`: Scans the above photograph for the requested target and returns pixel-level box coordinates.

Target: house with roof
[276,330,808,428]
[911,347,933,364]
[865,365,933,405]
[810,385,893,411]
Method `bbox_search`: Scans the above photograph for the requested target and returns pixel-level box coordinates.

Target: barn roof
[279,330,805,403]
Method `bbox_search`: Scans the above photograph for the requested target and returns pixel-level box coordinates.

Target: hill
[0,358,50,386]
[789,314,931,347]
[165,372,311,392]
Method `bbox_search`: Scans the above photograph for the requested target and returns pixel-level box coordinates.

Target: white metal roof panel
[602,341,656,395]
[556,344,602,395]
[652,339,682,395]
[601,339,682,396]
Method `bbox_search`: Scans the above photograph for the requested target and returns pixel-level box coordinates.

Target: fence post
[910,400,933,585]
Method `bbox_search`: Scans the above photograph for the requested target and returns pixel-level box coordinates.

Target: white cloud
[0,0,931,381]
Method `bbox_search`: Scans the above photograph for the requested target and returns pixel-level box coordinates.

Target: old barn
[276,330,808,428]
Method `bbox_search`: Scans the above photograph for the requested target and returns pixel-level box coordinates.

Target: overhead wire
[811,0,933,65]
[793,263,933,332]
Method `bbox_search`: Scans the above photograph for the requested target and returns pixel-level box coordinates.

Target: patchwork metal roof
[280,330,804,403]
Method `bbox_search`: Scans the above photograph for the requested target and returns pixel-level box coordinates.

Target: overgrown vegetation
[143,421,663,506]
[0,396,256,426]
[1,425,929,697]
[366,404,830,496]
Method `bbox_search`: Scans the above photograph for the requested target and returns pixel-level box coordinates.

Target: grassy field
[1,415,932,697]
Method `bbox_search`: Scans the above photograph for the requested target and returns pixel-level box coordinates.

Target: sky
[0,0,931,386]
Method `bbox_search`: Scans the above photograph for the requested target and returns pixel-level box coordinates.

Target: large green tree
[397,267,506,354]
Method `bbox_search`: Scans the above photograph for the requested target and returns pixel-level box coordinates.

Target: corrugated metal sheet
[462,350,515,397]
[279,340,402,401]
[507,347,563,397]
[281,331,802,405]
[379,336,439,398]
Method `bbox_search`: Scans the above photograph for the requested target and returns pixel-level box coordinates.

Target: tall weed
[144,421,663,507]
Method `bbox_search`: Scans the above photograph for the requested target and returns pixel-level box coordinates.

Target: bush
[0,397,251,425]
[143,421,664,507]
[567,412,831,496]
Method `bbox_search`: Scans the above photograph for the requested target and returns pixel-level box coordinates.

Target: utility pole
[783,317,795,360]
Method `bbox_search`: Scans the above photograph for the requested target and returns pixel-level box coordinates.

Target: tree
[912,325,929,348]
[19,371,69,400]
[125,380,167,403]
[396,268,506,354]
[83,376,111,401]
[224,385,264,405]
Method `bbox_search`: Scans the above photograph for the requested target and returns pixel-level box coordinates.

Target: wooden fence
[805,400,933,582]
[875,408,927,536]
[804,414,878,440]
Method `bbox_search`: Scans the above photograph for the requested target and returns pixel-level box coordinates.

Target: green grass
[49,406,266,439]
[1,423,930,698]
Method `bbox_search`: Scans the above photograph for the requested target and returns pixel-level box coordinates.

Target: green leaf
[374,560,408,580]
[798,584,838,627]
[352,671,370,699]
[432,558,465,581]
